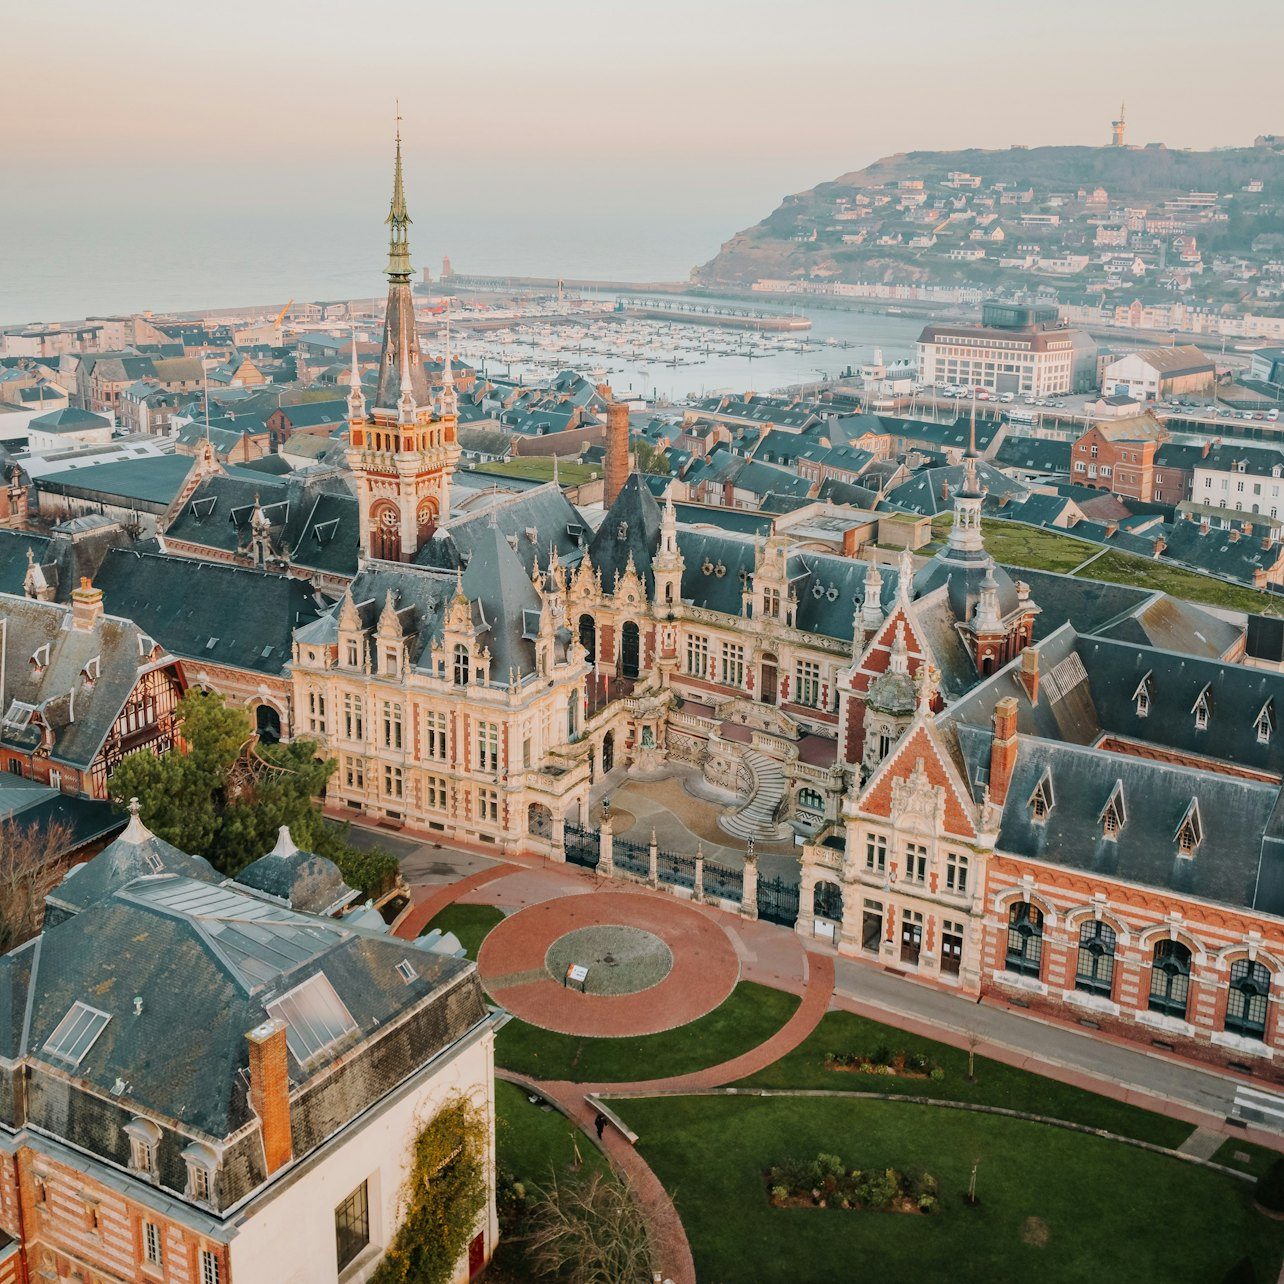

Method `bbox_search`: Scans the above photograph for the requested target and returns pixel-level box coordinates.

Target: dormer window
[453,644,470,686]
[182,1142,218,1205]
[345,640,358,668]
[30,643,50,673]
[125,1118,162,1178]
[1175,800,1202,858]
[82,656,100,684]
[1256,700,1275,745]
[1192,685,1212,731]
[1100,781,1126,840]
[1030,771,1054,821]
[1133,672,1151,718]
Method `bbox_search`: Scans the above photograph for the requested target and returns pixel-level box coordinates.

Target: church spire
[440,316,458,419]
[385,104,412,282]
[347,326,366,421]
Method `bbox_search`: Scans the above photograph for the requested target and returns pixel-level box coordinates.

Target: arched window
[1075,920,1116,997]
[1148,940,1192,1019]
[453,644,470,686]
[1005,901,1043,978]
[1226,958,1271,1041]
[798,788,824,813]
[578,614,596,664]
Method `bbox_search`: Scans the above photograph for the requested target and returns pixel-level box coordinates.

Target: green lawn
[737,1011,1190,1148]
[930,514,1098,574]
[495,982,799,1083]
[618,1096,1283,1284]
[495,1078,606,1187]
[419,903,505,959]
[470,458,598,486]
[1075,549,1284,616]
[1215,1137,1284,1181]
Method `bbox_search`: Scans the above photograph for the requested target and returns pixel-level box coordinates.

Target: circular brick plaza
[477,890,740,1036]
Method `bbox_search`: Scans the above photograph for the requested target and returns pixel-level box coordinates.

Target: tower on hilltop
[1111,102,1126,148]
[347,117,460,562]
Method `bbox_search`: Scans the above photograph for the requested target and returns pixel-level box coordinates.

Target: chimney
[71,577,104,631]
[989,696,1020,806]
[1018,647,1039,705]
[247,1019,293,1175]
[604,401,630,508]
[1152,537,1167,557]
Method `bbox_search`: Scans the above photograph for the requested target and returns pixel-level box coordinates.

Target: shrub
[1255,1158,1284,1213]
[929,1066,946,1081]
[918,1194,938,1214]
[770,1185,789,1205]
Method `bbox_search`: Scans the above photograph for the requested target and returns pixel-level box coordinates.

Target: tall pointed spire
[374,112,430,410]
[960,392,981,499]
[347,326,366,421]
[440,316,458,418]
[386,102,413,283]
[398,342,416,424]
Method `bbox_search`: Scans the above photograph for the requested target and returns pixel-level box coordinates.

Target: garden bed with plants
[767,1152,939,1214]
[825,1046,944,1081]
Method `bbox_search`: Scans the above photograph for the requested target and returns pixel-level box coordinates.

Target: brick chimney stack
[989,696,1020,806]
[70,577,104,631]
[247,1019,293,1175]
[1018,647,1039,705]
[604,401,630,508]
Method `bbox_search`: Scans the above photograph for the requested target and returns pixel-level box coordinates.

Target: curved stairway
[718,750,793,842]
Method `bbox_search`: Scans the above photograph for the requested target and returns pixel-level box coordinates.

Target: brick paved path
[477,890,741,1036]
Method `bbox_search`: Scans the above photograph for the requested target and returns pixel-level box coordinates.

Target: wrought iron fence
[813,879,844,922]
[613,836,651,879]
[656,848,696,891]
[564,823,600,870]
[703,859,744,902]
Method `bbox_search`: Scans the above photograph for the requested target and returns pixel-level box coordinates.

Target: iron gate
[564,823,600,870]
[813,880,844,922]
[757,874,800,927]
[657,848,696,891]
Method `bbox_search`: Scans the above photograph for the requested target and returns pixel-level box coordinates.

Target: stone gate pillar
[551,811,566,864]
[599,820,614,879]
[741,849,759,921]
[649,829,659,888]
[693,842,705,904]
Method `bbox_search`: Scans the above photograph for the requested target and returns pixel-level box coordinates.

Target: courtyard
[389,840,1284,1284]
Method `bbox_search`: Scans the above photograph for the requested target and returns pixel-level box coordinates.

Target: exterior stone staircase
[718,750,793,842]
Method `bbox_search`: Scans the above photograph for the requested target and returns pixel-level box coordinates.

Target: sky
[1,0,1280,320]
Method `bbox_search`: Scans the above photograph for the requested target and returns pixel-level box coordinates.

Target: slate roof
[1198,442,1284,478]
[44,807,218,922]
[0,776,121,859]
[884,461,1028,516]
[234,827,357,915]
[5,866,487,1209]
[587,474,663,595]
[416,482,588,581]
[957,723,1284,915]
[0,593,178,772]
[1163,519,1283,585]
[164,472,360,580]
[994,436,1072,474]
[277,400,350,431]
[93,549,326,676]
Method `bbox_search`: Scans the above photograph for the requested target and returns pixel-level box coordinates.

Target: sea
[0,206,931,399]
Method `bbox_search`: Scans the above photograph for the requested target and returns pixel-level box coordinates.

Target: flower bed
[766,1153,939,1214]
[825,1045,945,1080]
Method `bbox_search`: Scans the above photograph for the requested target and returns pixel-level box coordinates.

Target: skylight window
[45,1002,111,1066]
[266,973,357,1064]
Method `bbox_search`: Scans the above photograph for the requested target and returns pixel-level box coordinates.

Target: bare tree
[966,1030,981,1082]
[524,1169,656,1284]
[0,815,73,953]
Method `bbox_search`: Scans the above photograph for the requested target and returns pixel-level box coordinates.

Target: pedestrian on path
[595,1112,608,1140]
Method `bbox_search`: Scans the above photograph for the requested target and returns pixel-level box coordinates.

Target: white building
[1192,442,1284,521]
[1100,345,1216,401]
[0,813,499,1284]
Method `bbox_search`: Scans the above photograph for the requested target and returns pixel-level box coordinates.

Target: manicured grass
[495,981,799,1083]
[737,1010,1190,1148]
[617,1095,1283,1284]
[418,903,505,959]
[495,1078,605,1186]
[470,458,598,486]
[1215,1137,1284,1181]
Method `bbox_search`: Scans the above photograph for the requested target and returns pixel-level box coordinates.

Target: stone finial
[269,825,298,858]
[121,797,152,844]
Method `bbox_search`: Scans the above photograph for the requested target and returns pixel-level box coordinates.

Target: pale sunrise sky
[1,0,1280,320]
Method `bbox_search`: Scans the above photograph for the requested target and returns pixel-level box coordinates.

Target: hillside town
[4,124,1284,1284]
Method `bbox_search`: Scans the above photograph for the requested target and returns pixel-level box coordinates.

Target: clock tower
[347,120,460,562]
